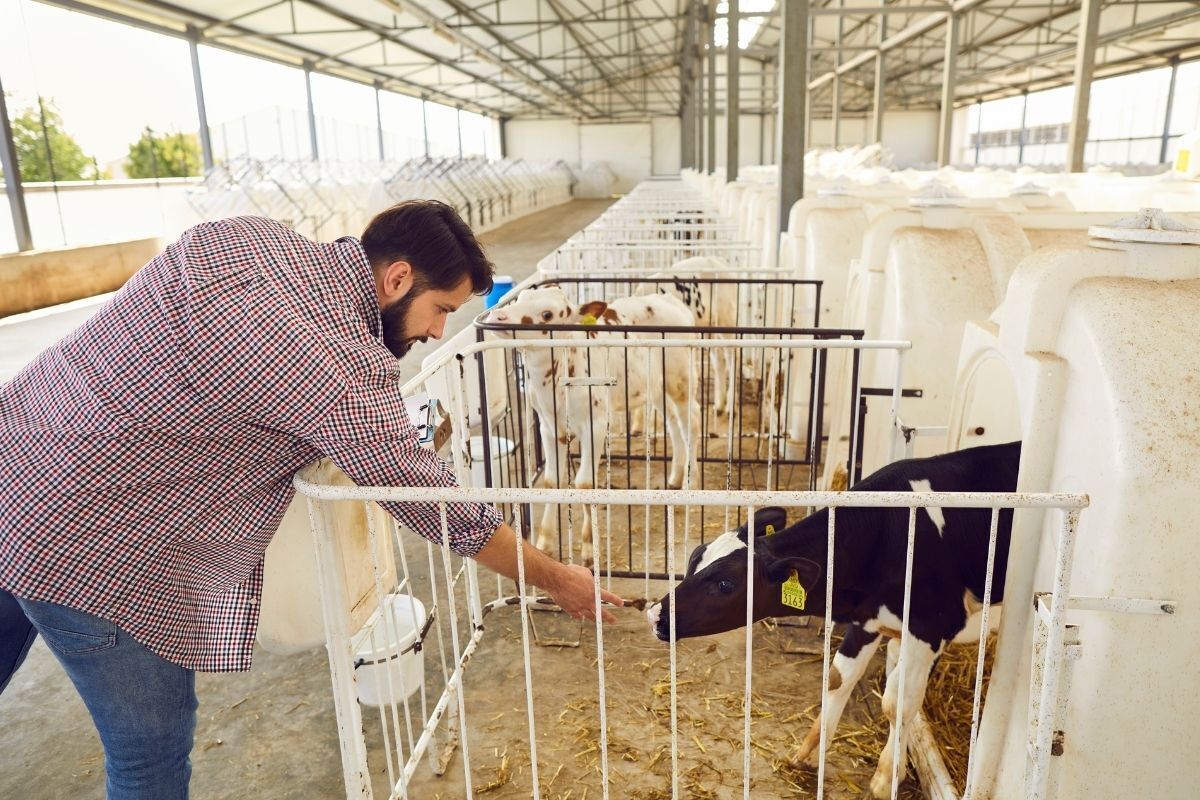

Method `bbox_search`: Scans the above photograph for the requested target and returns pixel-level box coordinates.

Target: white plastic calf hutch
[947,210,1198,800]
[820,204,1164,490]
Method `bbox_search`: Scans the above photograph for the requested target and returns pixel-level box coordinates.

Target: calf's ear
[737,507,788,540]
[764,556,822,589]
[578,300,608,318]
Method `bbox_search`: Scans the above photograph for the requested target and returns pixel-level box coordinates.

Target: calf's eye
[718,579,735,594]
[541,310,554,321]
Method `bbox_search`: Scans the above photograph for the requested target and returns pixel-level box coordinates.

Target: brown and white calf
[486,285,701,563]
[646,441,1019,799]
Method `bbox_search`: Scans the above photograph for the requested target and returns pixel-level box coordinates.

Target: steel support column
[833,0,843,147]
[421,100,430,158]
[1067,0,1101,172]
[1161,57,1179,165]
[374,84,385,161]
[681,3,698,169]
[1017,89,1029,164]
[726,0,740,180]
[974,98,983,164]
[707,8,717,174]
[499,117,508,159]
[805,20,814,152]
[304,62,319,161]
[0,70,33,252]
[872,12,886,144]
[186,25,215,172]
[777,0,808,254]
[456,108,464,158]
[696,6,706,171]
[937,11,960,166]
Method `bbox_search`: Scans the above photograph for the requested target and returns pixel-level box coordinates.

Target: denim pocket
[21,600,118,655]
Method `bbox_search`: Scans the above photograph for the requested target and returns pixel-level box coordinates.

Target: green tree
[125,128,202,179]
[1,97,105,182]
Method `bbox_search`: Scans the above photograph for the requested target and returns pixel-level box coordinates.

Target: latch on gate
[563,377,619,388]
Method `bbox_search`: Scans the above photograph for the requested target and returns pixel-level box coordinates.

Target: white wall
[581,123,652,193]
[804,111,939,169]
[651,116,682,176]
[808,117,870,149]
[505,117,688,191]
[503,119,580,164]
[882,110,940,169]
[711,113,772,170]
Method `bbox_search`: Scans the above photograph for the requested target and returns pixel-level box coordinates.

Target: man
[0,200,621,798]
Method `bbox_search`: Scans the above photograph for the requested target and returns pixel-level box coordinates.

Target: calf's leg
[792,625,882,765]
[870,635,940,800]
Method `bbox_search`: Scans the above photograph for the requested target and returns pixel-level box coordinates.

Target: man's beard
[380,290,428,359]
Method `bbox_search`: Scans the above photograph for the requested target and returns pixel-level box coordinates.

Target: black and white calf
[646,441,1020,799]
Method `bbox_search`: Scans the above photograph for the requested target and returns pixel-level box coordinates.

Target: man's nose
[429,317,447,339]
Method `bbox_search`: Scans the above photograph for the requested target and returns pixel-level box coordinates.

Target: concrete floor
[0,198,612,800]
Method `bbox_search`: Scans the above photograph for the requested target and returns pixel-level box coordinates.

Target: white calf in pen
[647,441,1019,799]
[486,285,701,563]
[635,255,738,414]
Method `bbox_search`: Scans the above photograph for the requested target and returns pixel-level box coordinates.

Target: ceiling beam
[430,0,606,117]
[37,0,511,115]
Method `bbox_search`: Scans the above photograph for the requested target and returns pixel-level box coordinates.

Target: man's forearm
[472,523,624,623]
[473,523,564,594]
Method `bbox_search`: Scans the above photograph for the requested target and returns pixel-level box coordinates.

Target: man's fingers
[600,590,625,607]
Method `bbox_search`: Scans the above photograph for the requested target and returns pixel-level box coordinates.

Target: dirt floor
[394,589,924,800]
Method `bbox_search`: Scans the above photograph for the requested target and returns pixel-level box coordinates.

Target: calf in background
[487,285,701,564]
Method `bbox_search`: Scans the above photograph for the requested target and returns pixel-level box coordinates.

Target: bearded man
[0,200,619,799]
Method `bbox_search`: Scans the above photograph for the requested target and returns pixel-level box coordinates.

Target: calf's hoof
[788,746,817,768]
[869,764,904,799]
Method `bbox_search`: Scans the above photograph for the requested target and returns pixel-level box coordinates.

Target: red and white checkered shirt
[0,216,502,672]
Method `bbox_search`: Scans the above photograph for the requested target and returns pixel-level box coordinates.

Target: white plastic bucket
[353,593,427,707]
[467,435,515,488]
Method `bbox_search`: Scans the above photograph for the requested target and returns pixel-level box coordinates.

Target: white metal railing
[297,332,1091,800]
[295,478,1087,800]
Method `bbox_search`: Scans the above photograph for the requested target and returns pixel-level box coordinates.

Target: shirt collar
[334,235,381,339]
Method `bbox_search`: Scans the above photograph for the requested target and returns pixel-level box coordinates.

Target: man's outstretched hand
[543,562,624,623]
[474,524,625,623]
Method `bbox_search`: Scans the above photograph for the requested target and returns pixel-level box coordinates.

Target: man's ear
[378,259,414,300]
[578,300,608,318]
[764,556,822,588]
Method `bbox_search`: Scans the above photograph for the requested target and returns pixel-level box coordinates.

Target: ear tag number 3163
[765,522,807,610]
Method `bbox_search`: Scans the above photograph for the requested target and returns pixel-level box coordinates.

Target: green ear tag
[781,570,807,610]
[580,313,598,325]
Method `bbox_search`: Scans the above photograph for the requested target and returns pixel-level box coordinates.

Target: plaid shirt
[0,216,502,672]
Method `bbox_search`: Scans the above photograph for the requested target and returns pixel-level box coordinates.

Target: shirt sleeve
[304,379,503,558]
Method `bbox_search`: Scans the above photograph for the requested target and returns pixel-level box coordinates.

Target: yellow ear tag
[580,313,598,325]
[781,570,807,610]
[765,524,776,536]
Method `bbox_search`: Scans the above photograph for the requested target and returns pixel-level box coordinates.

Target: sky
[0,0,473,167]
[1,0,201,165]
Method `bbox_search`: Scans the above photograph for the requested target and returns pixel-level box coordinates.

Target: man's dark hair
[361,200,494,296]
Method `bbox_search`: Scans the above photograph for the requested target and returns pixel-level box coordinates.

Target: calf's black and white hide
[645,441,1020,800]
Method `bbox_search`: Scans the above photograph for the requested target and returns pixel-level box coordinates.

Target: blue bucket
[485,275,514,309]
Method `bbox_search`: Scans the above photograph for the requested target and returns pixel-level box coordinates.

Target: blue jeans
[0,588,197,799]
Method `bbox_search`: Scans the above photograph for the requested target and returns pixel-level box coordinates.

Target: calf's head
[483,285,615,336]
[646,507,823,642]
